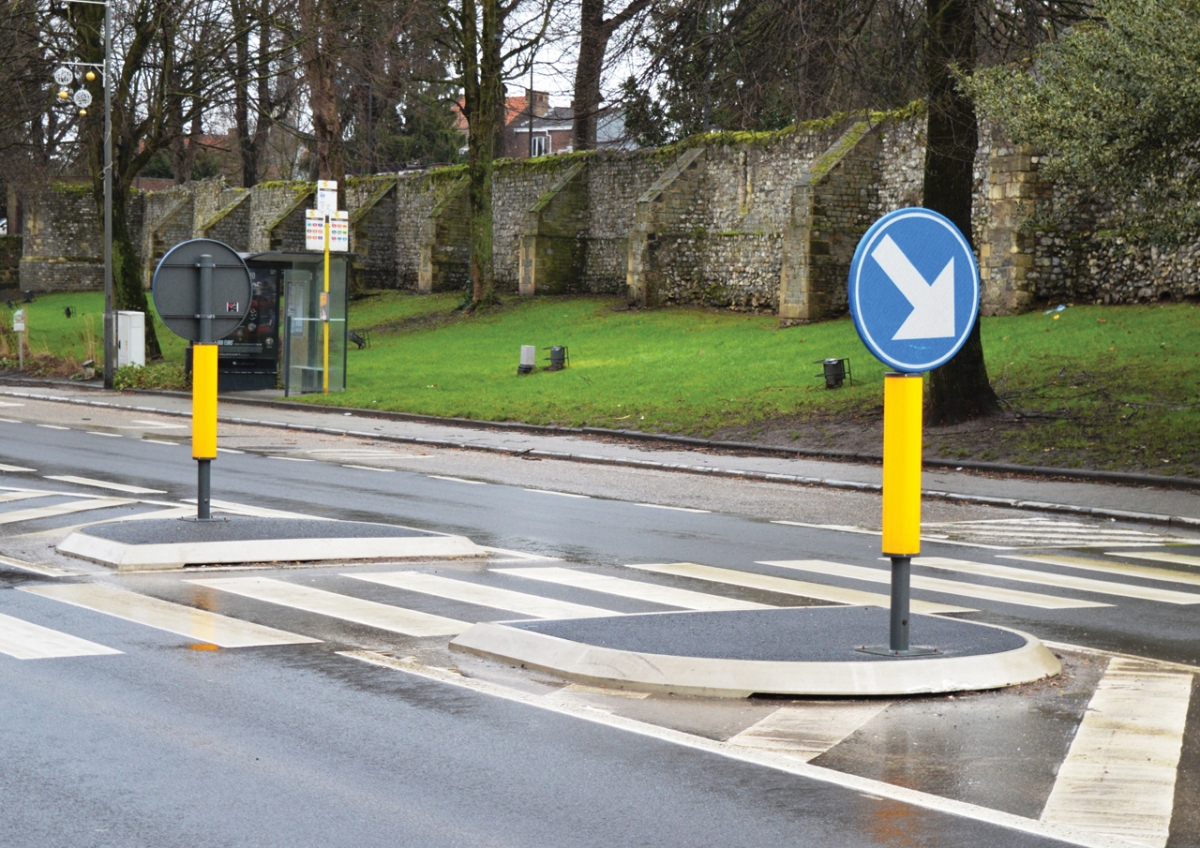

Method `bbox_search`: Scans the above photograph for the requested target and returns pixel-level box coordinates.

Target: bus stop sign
[152,239,252,343]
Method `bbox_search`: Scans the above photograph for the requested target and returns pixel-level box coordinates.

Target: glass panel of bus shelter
[282,257,348,396]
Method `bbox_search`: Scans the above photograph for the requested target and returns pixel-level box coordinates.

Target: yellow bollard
[192,344,218,460]
[882,372,922,556]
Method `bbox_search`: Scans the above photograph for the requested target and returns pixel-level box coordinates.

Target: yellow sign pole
[322,216,330,395]
[880,372,923,654]
[193,345,218,462]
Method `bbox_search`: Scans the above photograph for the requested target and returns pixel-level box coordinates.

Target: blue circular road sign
[848,207,980,373]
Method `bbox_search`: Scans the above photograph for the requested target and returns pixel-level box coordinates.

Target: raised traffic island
[450,605,1061,698]
[58,516,486,571]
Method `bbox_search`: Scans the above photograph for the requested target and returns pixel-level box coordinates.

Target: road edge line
[339,649,1144,848]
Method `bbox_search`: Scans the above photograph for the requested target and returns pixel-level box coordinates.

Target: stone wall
[350,177,398,293]
[0,236,21,288]
[23,108,1200,317]
[20,186,102,292]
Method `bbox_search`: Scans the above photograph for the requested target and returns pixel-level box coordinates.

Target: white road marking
[635,503,710,514]
[36,424,69,431]
[86,431,122,438]
[3,507,197,544]
[127,419,188,429]
[0,612,122,660]
[350,572,616,619]
[1005,554,1200,588]
[142,439,179,446]
[730,701,892,760]
[21,583,318,648]
[626,563,974,614]
[915,557,1200,605]
[1119,551,1200,569]
[773,520,878,536]
[496,566,773,611]
[186,577,467,637]
[342,464,395,472]
[180,499,321,520]
[923,518,1180,548]
[0,418,22,424]
[558,683,650,700]
[761,560,1109,610]
[0,401,24,407]
[44,475,166,495]
[1040,657,1192,848]
[0,491,59,504]
[0,497,134,525]
[268,456,315,462]
[524,489,590,499]
[216,447,245,454]
[428,475,486,485]
[481,546,561,562]
[0,464,35,472]
[343,651,1139,848]
[0,555,70,577]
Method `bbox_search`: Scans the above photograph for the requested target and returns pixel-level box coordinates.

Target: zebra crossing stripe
[1005,554,1200,588]
[625,563,974,614]
[186,577,468,637]
[20,583,317,648]
[1119,551,1200,569]
[915,557,1200,605]
[761,560,1109,610]
[1040,657,1192,848]
[495,566,772,611]
[0,490,60,504]
[348,572,617,619]
[0,611,122,660]
[44,475,166,495]
[729,701,891,761]
[0,497,134,525]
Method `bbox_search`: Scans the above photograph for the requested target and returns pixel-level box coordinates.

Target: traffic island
[450,606,1061,698]
[58,516,486,571]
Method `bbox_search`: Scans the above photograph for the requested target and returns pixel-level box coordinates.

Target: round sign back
[152,239,252,343]
[848,208,980,374]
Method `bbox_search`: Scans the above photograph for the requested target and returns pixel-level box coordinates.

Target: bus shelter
[219,250,350,396]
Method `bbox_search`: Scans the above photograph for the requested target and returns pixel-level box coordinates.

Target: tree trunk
[108,183,163,360]
[464,0,499,306]
[923,0,998,424]
[299,0,345,198]
[234,0,255,187]
[571,0,607,151]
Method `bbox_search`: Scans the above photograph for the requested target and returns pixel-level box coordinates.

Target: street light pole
[102,0,115,389]
[58,0,115,386]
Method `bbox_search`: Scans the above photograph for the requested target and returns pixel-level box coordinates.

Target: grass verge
[4,289,1198,476]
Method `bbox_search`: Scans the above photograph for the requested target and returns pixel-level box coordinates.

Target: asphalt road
[2,398,1197,847]
[2,400,1198,664]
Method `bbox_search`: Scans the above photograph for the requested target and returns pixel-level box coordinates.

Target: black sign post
[152,239,251,520]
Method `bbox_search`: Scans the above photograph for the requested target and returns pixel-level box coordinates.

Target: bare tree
[442,0,552,307]
[61,0,239,359]
[570,0,653,150]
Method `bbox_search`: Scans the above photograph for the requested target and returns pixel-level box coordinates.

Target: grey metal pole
[196,253,213,520]
[889,555,911,653]
[102,0,115,389]
[197,460,211,520]
[198,254,213,344]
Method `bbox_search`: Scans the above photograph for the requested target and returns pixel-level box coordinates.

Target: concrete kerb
[5,386,1200,529]
[8,378,1200,491]
[449,607,1063,698]
[56,516,488,571]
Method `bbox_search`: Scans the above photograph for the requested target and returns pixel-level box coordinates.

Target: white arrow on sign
[870,235,955,340]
